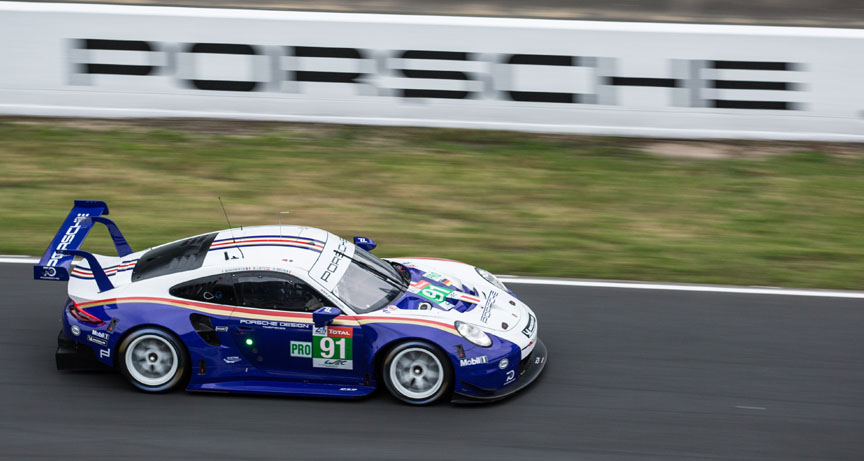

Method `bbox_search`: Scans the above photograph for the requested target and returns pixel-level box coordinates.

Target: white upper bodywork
[69,225,538,358]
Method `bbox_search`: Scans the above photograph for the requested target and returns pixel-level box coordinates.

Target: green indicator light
[245,338,254,346]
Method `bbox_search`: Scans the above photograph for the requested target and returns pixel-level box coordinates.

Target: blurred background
[1,1,862,460]
[25,0,864,26]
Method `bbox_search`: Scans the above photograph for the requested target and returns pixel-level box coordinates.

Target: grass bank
[1,119,862,289]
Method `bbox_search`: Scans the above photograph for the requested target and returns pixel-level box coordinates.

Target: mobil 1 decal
[312,325,353,370]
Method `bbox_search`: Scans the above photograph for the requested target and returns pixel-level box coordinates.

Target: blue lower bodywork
[57,297,546,402]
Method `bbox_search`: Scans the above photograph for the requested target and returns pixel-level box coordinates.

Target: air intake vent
[190,313,220,346]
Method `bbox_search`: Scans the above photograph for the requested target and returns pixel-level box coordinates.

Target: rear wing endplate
[33,200,132,292]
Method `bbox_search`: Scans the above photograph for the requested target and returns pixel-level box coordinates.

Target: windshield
[331,247,407,314]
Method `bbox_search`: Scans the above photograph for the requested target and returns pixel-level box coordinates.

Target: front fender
[360,320,518,393]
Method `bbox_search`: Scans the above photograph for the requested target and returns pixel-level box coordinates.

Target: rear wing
[33,200,132,292]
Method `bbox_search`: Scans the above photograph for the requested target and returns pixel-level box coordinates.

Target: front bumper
[452,338,547,403]
[56,329,105,371]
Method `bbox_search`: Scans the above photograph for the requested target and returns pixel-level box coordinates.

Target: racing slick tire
[117,328,188,393]
[382,341,452,405]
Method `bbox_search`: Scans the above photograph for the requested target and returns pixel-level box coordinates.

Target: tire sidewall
[118,327,188,393]
[382,340,453,405]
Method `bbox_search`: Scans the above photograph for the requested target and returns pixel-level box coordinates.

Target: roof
[68,225,339,300]
[201,225,331,272]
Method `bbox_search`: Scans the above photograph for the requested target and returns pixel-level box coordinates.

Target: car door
[228,270,365,383]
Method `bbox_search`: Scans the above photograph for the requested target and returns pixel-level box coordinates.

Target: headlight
[455,321,492,347]
[475,267,508,291]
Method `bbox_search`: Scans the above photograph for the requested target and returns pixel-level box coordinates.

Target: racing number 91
[318,336,346,359]
[420,285,452,303]
[313,326,354,369]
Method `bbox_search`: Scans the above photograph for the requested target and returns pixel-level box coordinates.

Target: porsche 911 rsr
[35,200,547,404]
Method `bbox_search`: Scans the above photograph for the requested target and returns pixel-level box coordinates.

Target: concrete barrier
[1,1,862,140]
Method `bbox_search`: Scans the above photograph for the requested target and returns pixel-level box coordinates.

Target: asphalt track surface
[20,0,864,27]
[2,262,863,459]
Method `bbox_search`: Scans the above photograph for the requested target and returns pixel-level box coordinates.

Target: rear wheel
[382,341,452,405]
[118,328,187,393]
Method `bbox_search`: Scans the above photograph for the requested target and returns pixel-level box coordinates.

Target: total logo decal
[312,326,353,370]
[459,356,488,367]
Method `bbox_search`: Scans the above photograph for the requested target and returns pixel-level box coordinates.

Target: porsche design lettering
[240,319,309,329]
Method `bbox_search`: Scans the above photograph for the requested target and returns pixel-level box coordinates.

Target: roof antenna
[279,211,290,238]
[218,196,244,259]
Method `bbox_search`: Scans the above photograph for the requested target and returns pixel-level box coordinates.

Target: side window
[169,274,237,306]
[233,271,329,312]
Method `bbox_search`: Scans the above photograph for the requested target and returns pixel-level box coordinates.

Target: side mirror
[354,237,378,251]
[353,236,377,252]
[313,306,341,327]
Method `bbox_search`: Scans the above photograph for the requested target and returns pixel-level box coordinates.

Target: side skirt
[187,380,376,399]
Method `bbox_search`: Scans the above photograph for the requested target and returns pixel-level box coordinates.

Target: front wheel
[382,341,452,405]
[118,328,188,393]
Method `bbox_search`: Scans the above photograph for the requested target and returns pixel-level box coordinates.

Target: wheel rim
[125,334,179,387]
[389,347,444,400]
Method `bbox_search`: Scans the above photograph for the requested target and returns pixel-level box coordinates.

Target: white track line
[0,257,38,264]
[3,255,863,299]
[499,277,864,299]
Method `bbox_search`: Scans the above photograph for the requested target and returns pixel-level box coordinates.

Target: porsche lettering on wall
[3,3,860,140]
[69,39,804,111]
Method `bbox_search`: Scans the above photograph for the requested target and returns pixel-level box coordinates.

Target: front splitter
[452,338,547,403]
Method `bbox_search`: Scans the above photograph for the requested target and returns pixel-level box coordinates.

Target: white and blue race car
[36,200,547,404]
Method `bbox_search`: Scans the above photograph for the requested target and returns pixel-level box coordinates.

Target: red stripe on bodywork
[76,297,457,332]
[211,238,323,248]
